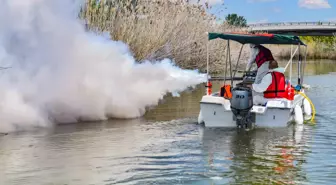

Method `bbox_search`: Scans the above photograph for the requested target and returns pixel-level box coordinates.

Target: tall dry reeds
[267,35,336,61]
[79,0,250,73]
[275,47,336,61]
[274,38,336,60]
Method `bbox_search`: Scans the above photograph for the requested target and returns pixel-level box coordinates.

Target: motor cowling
[230,86,253,128]
[230,86,253,111]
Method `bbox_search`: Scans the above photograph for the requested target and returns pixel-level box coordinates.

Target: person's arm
[245,47,259,71]
[252,73,272,93]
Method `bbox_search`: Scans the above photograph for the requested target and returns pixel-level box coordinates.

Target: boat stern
[198,95,235,127]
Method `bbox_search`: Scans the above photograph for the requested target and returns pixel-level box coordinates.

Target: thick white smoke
[0,0,207,133]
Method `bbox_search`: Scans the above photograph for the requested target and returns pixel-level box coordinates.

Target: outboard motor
[230,86,254,129]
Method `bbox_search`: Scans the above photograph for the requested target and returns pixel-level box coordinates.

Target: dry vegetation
[79,0,335,74]
[274,36,336,60]
[79,0,252,73]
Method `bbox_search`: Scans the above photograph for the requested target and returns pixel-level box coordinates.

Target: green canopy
[208,32,306,45]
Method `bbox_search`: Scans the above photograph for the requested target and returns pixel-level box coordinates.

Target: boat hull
[198,91,308,128]
[199,95,235,127]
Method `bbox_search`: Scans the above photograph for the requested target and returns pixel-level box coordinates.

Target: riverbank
[274,41,336,60]
[79,0,335,73]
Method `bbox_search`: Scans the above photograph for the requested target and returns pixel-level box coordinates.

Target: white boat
[198,32,315,129]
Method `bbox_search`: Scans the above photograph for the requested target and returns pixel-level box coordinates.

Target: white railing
[248,22,336,27]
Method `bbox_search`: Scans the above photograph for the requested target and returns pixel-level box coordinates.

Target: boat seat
[253,98,291,108]
[253,98,290,107]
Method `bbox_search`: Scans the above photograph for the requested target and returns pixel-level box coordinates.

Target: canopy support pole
[228,40,233,87]
[302,46,307,85]
[290,45,293,83]
[206,38,209,81]
[224,40,229,84]
[233,44,244,79]
[284,45,299,71]
[298,43,301,85]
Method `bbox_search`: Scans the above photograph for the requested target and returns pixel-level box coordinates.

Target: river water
[1,60,336,185]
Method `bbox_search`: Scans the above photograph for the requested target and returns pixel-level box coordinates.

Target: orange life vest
[263,71,286,98]
[255,45,274,68]
[220,84,232,99]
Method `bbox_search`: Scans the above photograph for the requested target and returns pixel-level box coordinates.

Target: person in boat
[246,44,275,84]
[248,60,286,105]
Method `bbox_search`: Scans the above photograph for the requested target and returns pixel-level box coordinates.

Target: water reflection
[0,119,152,185]
[199,125,312,184]
[144,85,205,121]
[280,60,336,76]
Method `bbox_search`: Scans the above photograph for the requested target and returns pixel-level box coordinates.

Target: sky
[206,0,336,24]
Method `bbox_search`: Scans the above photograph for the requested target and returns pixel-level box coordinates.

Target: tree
[225,13,247,27]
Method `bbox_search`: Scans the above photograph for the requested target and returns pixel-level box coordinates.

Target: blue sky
[207,0,336,24]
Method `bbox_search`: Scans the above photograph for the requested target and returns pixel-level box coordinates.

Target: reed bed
[79,0,252,73]
[274,41,336,60]
[79,0,335,74]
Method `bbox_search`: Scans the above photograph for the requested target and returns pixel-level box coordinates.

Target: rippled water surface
[1,60,336,185]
